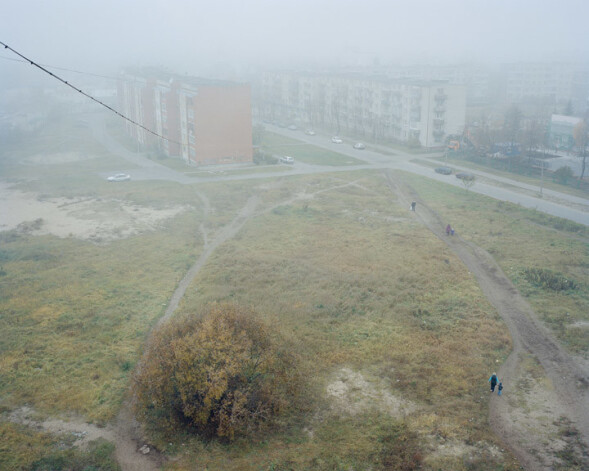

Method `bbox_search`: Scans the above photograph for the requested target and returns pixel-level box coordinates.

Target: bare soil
[385,172,589,470]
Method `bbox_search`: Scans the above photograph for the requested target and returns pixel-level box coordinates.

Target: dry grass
[401,171,589,355]
[169,171,516,469]
[0,113,555,470]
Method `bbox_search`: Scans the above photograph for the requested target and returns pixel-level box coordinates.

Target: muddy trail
[385,172,589,470]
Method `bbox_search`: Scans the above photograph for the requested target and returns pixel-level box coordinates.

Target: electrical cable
[0,54,121,81]
[0,41,181,147]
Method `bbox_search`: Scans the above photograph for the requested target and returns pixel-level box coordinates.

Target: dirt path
[385,172,589,470]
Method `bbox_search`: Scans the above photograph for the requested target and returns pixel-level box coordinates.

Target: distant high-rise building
[501,62,589,113]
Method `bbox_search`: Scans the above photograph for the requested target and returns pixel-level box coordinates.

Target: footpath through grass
[166,171,517,471]
[403,172,589,355]
[2,112,559,470]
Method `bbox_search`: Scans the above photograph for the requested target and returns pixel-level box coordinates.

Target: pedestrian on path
[498,381,503,396]
[446,224,451,235]
[489,372,499,392]
[410,201,416,211]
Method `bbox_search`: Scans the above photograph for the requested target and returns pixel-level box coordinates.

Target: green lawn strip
[261,132,366,166]
[441,153,589,199]
[401,171,589,354]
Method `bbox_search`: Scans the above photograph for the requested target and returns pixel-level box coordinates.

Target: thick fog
[2,0,589,84]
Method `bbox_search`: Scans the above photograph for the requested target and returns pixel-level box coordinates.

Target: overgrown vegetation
[133,304,302,440]
[522,268,578,292]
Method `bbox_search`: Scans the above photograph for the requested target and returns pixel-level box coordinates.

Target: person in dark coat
[488,372,499,392]
[446,224,451,235]
[498,381,503,396]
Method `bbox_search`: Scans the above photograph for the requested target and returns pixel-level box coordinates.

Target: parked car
[435,166,452,175]
[107,173,131,182]
[280,156,294,164]
[305,129,316,136]
[353,142,366,150]
[331,136,343,144]
[455,172,475,181]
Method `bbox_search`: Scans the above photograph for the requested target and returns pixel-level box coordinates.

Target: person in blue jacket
[498,381,503,396]
[488,372,499,392]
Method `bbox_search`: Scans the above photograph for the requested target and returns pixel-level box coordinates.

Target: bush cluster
[133,304,301,440]
[523,267,577,292]
[253,150,278,165]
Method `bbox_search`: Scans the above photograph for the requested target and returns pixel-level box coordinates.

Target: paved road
[93,115,589,226]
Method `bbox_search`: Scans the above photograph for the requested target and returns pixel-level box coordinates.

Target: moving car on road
[331,136,343,144]
[353,142,366,150]
[107,173,131,182]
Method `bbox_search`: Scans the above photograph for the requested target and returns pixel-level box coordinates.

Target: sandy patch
[7,406,116,448]
[326,367,415,417]
[0,182,188,243]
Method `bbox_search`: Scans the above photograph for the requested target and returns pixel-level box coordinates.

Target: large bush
[133,304,300,440]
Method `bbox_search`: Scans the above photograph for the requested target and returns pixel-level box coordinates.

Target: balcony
[434,105,445,113]
[435,92,447,101]
[433,129,444,137]
[433,117,445,125]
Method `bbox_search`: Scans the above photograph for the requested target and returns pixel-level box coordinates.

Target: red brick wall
[191,85,253,165]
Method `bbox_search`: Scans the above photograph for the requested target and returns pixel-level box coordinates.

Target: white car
[305,129,316,136]
[107,173,131,182]
[353,142,366,150]
[279,156,294,164]
[331,136,343,144]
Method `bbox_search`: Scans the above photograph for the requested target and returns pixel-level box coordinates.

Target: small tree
[553,166,574,185]
[503,104,522,148]
[133,304,301,440]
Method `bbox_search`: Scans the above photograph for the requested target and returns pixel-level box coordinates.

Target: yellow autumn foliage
[132,303,300,440]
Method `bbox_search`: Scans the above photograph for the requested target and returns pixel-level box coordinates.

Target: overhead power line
[0,54,122,81]
[0,41,180,146]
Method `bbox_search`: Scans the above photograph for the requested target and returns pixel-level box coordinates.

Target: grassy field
[402,172,589,355]
[3,113,586,470]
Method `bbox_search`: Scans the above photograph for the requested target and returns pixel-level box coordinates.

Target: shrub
[253,150,278,165]
[522,267,578,291]
[133,303,301,440]
[553,166,574,184]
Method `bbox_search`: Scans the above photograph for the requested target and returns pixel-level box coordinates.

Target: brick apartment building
[118,69,253,166]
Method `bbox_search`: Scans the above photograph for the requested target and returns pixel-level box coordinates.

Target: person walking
[446,224,451,235]
[488,372,499,392]
[410,201,417,211]
[498,381,503,396]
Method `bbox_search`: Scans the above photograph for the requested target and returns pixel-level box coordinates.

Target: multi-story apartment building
[118,70,253,166]
[501,62,589,112]
[258,72,466,148]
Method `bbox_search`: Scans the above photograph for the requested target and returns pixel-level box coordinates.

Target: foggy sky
[2,0,589,84]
